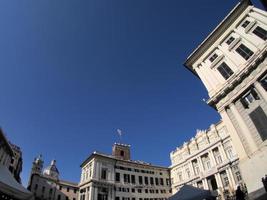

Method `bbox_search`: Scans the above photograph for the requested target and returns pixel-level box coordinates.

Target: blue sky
[0,0,263,186]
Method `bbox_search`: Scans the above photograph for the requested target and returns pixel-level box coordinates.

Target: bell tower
[112,143,131,160]
[31,155,43,175]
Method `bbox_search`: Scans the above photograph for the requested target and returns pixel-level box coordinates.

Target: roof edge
[184,0,252,74]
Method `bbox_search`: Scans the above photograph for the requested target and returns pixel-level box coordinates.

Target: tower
[43,159,59,180]
[31,154,43,175]
[112,143,131,160]
[184,0,267,198]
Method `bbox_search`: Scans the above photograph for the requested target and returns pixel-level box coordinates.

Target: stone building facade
[28,155,79,200]
[170,121,243,199]
[184,0,267,198]
[79,143,171,200]
[0,128,33,200]
[9,142,23,183]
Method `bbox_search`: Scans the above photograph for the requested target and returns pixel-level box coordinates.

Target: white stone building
[28,155,79,200]
[79,143,171,200]
[0,128,33,200]
[184,0,267,198]
[170,121,243,199]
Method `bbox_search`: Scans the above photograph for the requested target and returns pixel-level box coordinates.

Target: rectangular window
[131,175,135,184]
[150,177,154,185]
[236,44,254,60]
[160,178,164,185]
[144,177,148,185]
[253,26,267,41]
[138,176,143,184]
[260,77,267,91]
[226,36,235,45]
[217,62,233,80]
[124,174,130,183]
[115,173,120,182]
[241,88,260,108]
[209,53,218,62]
[101,169,107,180]
[155,178,159,185]
[241,20,250,28]
[249,106,267,141]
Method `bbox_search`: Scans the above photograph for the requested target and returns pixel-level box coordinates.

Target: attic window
[226,36,235,45]
[241,20,250,28]
[209,53,218,62]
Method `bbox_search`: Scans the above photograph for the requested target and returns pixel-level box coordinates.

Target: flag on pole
[117,129,122,136]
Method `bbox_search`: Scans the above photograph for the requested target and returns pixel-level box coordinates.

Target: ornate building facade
[9,142,23,183]
[0,128,33,200]
[28,155,79,200]
[170,121,243,199]
[79,143,171,200]
[184,0,267,198]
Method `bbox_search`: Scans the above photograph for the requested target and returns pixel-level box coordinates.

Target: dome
[43,160,59,179]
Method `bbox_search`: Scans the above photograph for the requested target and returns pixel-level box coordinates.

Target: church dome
[43,160,59,179]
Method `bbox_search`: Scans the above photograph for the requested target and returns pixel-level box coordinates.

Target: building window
[57,195,61,200]
[217,62,233,80]
[115,197,120,200]
[115,173,120,182]
[240,88,260,108]
[101,168,107,180]
[253,26,267,41]
[226,36,235,45]
[67,187,69,192]
[209,53,218,62]
[260,77,267,91]
[241,20,250,28]
[160,178,164,185]
[236,44,254,60]
[138,189,142,193]
[42,186,45,193]
[120,150,124,156]
[155,177,159,185]
[144,177,148,185]
[220,171,229,187]
[249,106,267,141]
[131,175,136,184]
[150,177,154,185]
[178,173,182,182]
[138,176,143,184]
[132,188,135,193]
[124,174,130,183]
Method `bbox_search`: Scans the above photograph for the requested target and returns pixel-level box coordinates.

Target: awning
[0,164,33,200]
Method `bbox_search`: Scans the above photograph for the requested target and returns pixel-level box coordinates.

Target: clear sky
[0,0,263,186]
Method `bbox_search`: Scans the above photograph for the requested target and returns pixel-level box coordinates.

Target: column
[218,144,228,161]
[197,157,204,173]
[229,103,258,153]
[254,81,267,102]
[188,161,195,176]
[226,168,236,190]
[219,109,248,158]
[215,173,223,188]
[203,178,209,190]
[208,150,217,167]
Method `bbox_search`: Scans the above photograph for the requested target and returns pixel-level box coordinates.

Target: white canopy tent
[169,185,214,200]
[0,164,33,200]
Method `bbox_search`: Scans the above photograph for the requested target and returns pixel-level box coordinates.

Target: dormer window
[209,53,218,62]
[226,36,235,45]
[217,62,233,80]
[241,20,250,28]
